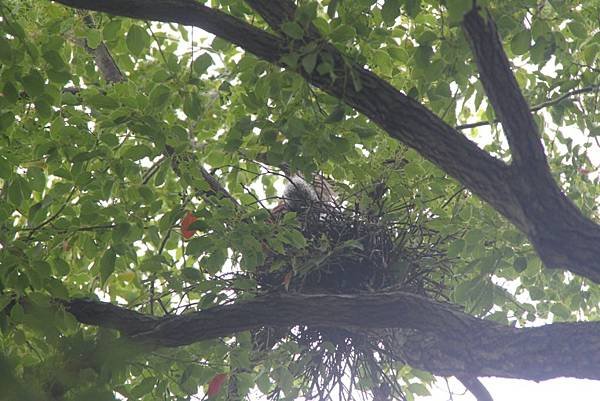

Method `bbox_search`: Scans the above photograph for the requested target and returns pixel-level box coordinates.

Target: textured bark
[462,10,546,169]
[461,9,600,281]
[51,0,600,283]
[65,294,600,380]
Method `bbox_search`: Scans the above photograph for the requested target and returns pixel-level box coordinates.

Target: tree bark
[65,293,600,381]
[461,8,600,283]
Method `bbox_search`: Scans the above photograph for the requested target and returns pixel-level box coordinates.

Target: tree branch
[78,12,125,82]
[64,293,600,381]
[455,84,600,130]
[462,8,546,170]
[460,7,600,282]
[530,84,600,113]
[456,376,494,401]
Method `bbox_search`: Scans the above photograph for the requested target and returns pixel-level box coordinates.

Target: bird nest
[250,182,453,401]
[257,192,451,297]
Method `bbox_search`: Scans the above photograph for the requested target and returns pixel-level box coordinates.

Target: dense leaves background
[1,0,599,400]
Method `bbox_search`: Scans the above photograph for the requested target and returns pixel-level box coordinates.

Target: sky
[424,377,600,401]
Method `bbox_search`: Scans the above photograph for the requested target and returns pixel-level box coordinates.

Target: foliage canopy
[1,0,600,400]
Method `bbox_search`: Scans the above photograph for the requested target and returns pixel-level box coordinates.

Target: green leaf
[404,0,421,18]
[446,0,472,24]
[301,52,318,74]
[103,19,122,41]
[187,236,213,257]
[32,260,52,280]
[122,144,153,160]
[140,256,164,273]
[87,93,120,109]
[550,303,571,320]
[330,25,356,42]
[7,176,31,206]
[21,70,45,98]
[2,81,18,103]
[52,258,71,276]
[183,92,202,119]
[531,19,550,39]
[0,155,12,179]
[99,248,117,285]
[130,378,156,398]
[513,256,528,272]
[325,106,345,123]
[281,22,304,39]
[86,29,102,49]
[43,50,66,71]
[373,49,393,75]
[568,21,587,39]
[112,222,131,242]
[447,238,465,257]
[126,25,150,56]
[100,132,119,147]
[280,53,299,68]
[182,267,202,282]
[193,53,213,75]
[511,30,531,55]
[0,37,12,64]
[381,0,401,26]
[149,84,171,108]
[282,229,307,248]
[407,382,430,396]
[204,249,227,274]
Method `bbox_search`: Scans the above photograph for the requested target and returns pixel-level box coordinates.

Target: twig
[240,183,276,220]
[145,21,174,77]
[142,155,166,184]
[456,375,494,401]
[26,187,76,240]
[440,186,466,209]
[456,84,600,130]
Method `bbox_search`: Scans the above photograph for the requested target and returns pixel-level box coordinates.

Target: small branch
[530,84,600,113]
[142,155,166,185]
[145,21,174,77]
[455,84,600,130]
[456,376,494,401]
[78,12,125,83]
[26,187,76,240]
[164,145,240,207]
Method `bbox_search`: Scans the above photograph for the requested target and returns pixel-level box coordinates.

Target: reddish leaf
[181,212,198,239]
[207,373,227,397]
[282,271,292,290]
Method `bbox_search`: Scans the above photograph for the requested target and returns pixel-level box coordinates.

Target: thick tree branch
[55,0,284,63]
[50,0,600,283]
[462,9,546,170]
[65,293,600,381]
[460,7,600,281]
